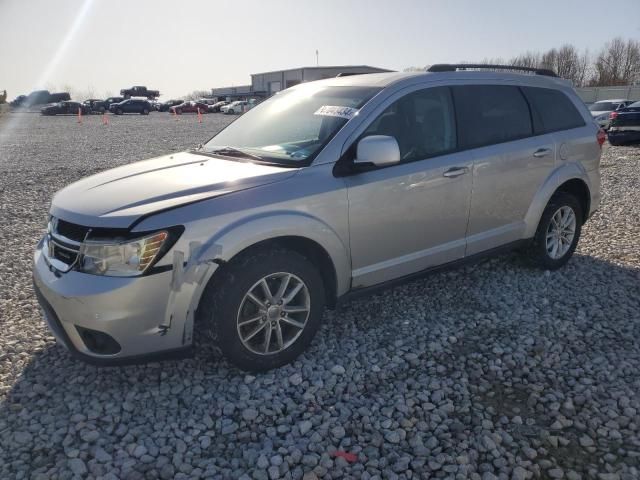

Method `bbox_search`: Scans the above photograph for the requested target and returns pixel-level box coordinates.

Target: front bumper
[33,241,198,365]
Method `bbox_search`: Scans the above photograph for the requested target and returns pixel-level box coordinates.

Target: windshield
[203,84,381,165]
[589,102,619,111]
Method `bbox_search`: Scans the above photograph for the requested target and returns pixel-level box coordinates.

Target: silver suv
[33,65,602,371]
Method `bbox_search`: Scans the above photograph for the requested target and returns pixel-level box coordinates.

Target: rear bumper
[32,241,200,366]
[608,129,640,144]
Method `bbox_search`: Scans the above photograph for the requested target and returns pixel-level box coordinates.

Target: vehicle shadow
[1,252,639,477]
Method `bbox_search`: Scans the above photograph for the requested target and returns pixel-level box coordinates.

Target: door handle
[533,148,552,158]
[442,167,469,178]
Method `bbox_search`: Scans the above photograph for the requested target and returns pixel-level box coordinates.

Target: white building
[212,65,392,100]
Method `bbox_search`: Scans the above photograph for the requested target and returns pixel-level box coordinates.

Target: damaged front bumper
[32,238,218,365]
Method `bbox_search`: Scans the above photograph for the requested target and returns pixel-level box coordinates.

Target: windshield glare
[204,85,381,165]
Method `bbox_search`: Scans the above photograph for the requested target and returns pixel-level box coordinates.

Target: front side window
[362,86,456,162]
[452,85,532,149]
[204,84,381,165]
[522,87,585,134]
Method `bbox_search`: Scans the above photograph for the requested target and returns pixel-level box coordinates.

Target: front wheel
[199,249,326,371]
[527,192,583,270]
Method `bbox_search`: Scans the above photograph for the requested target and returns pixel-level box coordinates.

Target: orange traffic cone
[197,107,202,123]
[77,107,82,124]
[173,108,178,121]
[102,112,109,125]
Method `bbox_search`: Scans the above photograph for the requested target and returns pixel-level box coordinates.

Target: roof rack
[427,64,558,78]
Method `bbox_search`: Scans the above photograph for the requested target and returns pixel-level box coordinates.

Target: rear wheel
[527,192,582,270]
[141,108,149,115]
[199,249,326,371]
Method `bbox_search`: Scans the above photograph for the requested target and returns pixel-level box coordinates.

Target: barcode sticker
[314,105,358,120]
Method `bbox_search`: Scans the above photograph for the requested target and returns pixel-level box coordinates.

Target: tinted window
[522,87,585,134]
[363,87,456,162]
[452,85,532,149]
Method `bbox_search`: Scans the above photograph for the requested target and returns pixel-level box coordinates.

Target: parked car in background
[169,101,209,114]
[158,99,183,112]
[83,99,106,113]
[589,99,633,129]
[33,66,602,371]
[207,101,228,113]
[94,97,124,112]
[41,101,89,116]
[120,86,160,99]
[607,101,640,145]
[221,100,248,114]
[109,99,152,115]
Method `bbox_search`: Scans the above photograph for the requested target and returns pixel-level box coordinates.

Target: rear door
[452,85,555,255]
[521,86,590,178]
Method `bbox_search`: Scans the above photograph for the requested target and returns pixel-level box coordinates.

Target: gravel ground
[1,112,639,480]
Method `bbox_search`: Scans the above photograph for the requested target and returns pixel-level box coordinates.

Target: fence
[576,85,640,103]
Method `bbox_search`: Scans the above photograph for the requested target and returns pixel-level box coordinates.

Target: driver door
[343,86,473,288]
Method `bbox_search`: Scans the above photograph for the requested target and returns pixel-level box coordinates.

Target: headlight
[78,231,169,277]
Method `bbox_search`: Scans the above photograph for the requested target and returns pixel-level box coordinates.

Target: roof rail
[427,64,558,78]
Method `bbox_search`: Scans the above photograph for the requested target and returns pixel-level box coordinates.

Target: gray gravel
[1,112,640,479]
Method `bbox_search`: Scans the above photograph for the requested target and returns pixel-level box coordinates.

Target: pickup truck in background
[10,90,71,108]
[120,86,160,99]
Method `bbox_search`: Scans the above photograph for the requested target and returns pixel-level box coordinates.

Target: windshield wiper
[206,146,264,161]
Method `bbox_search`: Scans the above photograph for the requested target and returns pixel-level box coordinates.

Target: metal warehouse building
[212,65,392,100]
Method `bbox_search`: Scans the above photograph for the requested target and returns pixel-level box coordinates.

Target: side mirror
[354,135,400,167]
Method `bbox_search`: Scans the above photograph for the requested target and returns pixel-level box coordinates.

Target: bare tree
[509,51,541,69]
[592,38,640,86]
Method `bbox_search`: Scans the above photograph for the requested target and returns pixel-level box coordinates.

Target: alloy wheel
[545,206,576,259]
[236,272,311,355]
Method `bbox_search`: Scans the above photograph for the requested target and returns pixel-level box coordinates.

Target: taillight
[596,129,606,147]
[609,111,618,120]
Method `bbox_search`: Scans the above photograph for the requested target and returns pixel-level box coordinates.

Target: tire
[116,108,123,115]
[198,248,326,372]
[229,109,235,114]
[141,108,149,115]
[527,192,583,270]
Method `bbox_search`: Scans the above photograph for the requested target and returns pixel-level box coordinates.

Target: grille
[56,219,90,242]
[50,240,79,265]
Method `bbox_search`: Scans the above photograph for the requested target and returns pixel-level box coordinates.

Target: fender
[522,162,592,239]
[194,210,351,296]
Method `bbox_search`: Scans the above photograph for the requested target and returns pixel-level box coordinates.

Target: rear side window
[452,85,532,149]
[522,87,585,134]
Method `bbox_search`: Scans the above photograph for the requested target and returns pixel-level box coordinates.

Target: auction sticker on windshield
[314,105,359,120]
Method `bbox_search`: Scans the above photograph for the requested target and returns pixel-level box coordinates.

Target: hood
[51,151,299,228]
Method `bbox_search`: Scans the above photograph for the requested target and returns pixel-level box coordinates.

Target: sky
[1,0,639,100]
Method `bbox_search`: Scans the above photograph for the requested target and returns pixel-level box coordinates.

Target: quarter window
[362,87,456,162]
[452,85,532,149]
[521,87,585,134]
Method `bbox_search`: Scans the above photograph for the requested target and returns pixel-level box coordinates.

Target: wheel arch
[207,236,340,309]
[523,164,593,238]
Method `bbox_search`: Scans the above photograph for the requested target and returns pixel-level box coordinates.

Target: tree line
[406,37,640,87]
